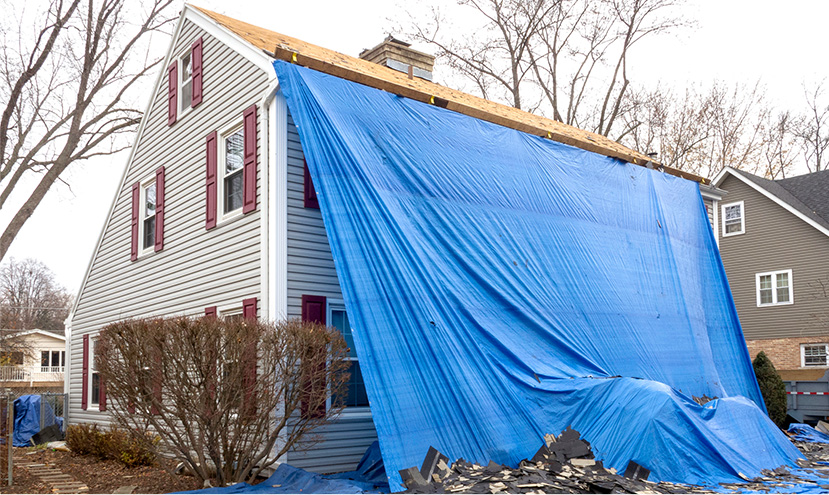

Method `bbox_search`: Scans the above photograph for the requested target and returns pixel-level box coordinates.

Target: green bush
[66,424,157,467]
[753,351,788,428]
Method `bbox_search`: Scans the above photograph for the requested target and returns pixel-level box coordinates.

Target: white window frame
[721,201,745,237]
[217,120,245,223]
[755,269,794,307]
[327,300,370,417]
[178,49,194,117]
[802,344,829,368]
[138,175,157,257]
[89,337,100,408]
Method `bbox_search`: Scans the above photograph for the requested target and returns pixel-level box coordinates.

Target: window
[90,339,100,406]
[330,305,369,409]
[721,201,745,236]
[756,269,793,306]
[802,344,829,367]
[0,351,23,366]
[142,182,156,251]
[220,125,244,216]
[179,51,193,115]
[41,350,65,372]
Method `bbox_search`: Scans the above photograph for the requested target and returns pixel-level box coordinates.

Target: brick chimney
[359,36,435,81]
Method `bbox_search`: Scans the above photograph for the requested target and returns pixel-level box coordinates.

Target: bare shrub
[96,316,349,485]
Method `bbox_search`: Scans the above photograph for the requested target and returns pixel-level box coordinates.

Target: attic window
[180,51,193,114]
[721,201,744,237]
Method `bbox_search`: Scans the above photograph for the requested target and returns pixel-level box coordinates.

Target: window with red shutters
[191,37,203,107]
[167,61,177,126]
[206,131,218,229]
[154,166,165,252]
[301,295,326,418]
[242,105,257,214]
[304,160,319,209]
[130,183,139,261]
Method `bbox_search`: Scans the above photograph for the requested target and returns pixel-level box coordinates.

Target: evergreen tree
[752,351,788,428]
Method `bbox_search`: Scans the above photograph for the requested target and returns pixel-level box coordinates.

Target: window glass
[42,351,49,367]
[91,339,100,404]
[143,183,156,250]
[223,129,244,213]
[331,309,369,408]
[180,52,193,110]
[804,345,828,366]
[758,275,773,305]
[724,203,743,234]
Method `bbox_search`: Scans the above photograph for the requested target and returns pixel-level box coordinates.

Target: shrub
[753,351,788,428]
[66,424,157,467]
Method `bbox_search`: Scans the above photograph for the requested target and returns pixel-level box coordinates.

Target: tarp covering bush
[273,61,803,491]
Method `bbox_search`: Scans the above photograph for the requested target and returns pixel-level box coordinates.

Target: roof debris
[400,429,829,494]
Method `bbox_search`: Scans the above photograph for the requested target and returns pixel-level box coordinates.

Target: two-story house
[62,4,791,488]
[712,167,829,374]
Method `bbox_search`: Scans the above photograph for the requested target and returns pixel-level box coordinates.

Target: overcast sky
[4,0,828,294]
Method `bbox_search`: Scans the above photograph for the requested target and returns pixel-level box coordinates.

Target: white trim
[88,337,100,408]
[712,199,720,245]
[801,343,829,368]
[755,269,794,307]
[138,175,158,257]
[721,200,745,237]
[713,167,829,239]
[3,329,66,341]
[69,3,275,319]
[273,90,288,321]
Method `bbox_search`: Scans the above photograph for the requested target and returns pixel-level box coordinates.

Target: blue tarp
[13,395,62,447]
[273,60,803,491]
[787,423,829,443]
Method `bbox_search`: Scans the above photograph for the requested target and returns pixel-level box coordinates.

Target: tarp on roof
[273,60,803,492]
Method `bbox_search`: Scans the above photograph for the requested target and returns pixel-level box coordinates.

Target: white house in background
[0,329,65,390]
[64,4,719,474]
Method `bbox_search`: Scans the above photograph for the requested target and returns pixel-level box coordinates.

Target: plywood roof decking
[193,5,707,184]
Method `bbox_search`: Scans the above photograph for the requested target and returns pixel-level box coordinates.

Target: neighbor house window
[41,350,64,372]
[221,126,244,215]
[179,51,193,114]
[756,269,793,306]
[721,201,745,236]
[142,182,157,251]
[330,306,369,409]
[802,344,829,367]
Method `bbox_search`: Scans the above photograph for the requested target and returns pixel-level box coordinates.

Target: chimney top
[359,36,435,81]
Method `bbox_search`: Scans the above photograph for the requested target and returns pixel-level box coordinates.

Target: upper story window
[221,125,244,216]
[802,344,828,367]
[721,201,745,236]
[179,51,193,115]
[90,338,100,406]
[142,182,156,251]
[756,269,793,307]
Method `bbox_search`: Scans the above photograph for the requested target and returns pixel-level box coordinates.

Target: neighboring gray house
[65,4,716,474]
[711,167,829,374]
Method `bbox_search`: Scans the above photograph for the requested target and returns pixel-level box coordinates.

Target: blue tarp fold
[787,423,829,443]
[273,60,803,491]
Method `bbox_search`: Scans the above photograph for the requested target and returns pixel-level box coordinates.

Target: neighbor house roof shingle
[735,169,829,232]
[191,5,707,185]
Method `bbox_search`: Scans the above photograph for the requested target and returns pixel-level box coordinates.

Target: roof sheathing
[193,5,706,184]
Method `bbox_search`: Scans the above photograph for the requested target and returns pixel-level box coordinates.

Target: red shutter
[154,166,165,252]
[167,61,177,126]
[81,335,89,410]
[99,377,107,412]
[191,37,203,107]
[304,160,319,209]
[206,131,217,229]
[301,295,326,418]
[130,182,139,261]
[242,298,257,320]
[242,105,258,214]
[205,306,217,318]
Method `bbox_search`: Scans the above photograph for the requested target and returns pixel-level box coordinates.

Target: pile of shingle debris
[400,428,829,494]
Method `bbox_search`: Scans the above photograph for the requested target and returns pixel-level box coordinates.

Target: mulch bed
[0,447,203,494]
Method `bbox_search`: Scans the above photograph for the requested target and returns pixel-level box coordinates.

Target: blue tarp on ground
[13,395,62,447]
[788,423,829,443]
[273,60,803,492]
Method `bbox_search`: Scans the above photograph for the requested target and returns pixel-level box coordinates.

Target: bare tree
[797,81,829,173]
[96,316,350,486]
[405,0,688,137]
[0,257,71,331]
[0,0,176,261]
[760,111,801,180]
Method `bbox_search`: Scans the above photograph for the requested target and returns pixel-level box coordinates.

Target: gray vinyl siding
[703,197,714,230]
[68,19,268,427]
[718,175,829,341]
[285,112,378,473]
